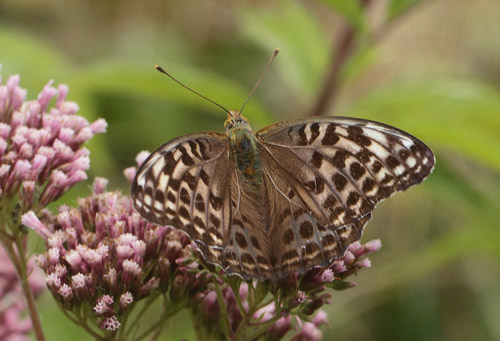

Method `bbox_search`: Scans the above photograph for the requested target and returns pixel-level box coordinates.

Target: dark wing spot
[315,176,325,194]
[356,150,372,163]
[209,192,223,210]
[199,169,210,185]
[235,232,248,248]
[210,213,221,228]
[386,155,402,169]
[304,243,319,255]
[399,149,410,160]
[297,125,308,146]
[167,191,176,202]
[197,140,209,160]
[322,124,339,145]
[281,250,299,262]
[350,162,366,180]
[169,179,180,191]
[347,126,372,147]
[283,229,295,245]
[321,234,337,247]
[163,152,177,174]
[241,253,255,265]
[155,190,165,203]
[195,193,205,211]
[299,221,314,239]
[179,206,190,220]
[194,216,206,230]
[381,174,394,185]
[179,187,191,205]
[362,177,375,193]
[188,140,201,159]
[371,161,383,173]
[333,173,348,191]
[311,151,323,169]
[323,194,336,208]
[257,256,269,266]
[250,236,261,250]
[181,152,194,166]
[332,150,349,169]
[183,172,196,190]
[346,192,361,207]
[309,123,320,143]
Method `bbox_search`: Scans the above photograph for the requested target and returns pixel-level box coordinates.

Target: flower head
[23,178,208,331]
[0,70,107,219]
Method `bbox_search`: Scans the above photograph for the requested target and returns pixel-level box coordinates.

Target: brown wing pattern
[131,133,232,268]
[257,117,435,276]
[222,171,274,280]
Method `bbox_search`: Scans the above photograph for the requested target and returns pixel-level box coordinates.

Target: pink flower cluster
[196,239,381,340]
[0,245,45,340]
[22,178,209,331]
[0,68,107,213]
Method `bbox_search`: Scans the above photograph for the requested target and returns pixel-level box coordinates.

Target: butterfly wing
[257,116,435,275]
[131,132,233,268]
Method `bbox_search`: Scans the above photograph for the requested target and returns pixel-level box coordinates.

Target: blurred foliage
[1,0,500,339]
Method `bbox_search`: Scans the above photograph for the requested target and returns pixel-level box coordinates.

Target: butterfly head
[224,110,252,135]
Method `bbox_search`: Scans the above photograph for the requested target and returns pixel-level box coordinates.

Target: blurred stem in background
[311,0,374,116]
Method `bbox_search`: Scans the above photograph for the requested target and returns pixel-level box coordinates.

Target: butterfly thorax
[225,111,263,183]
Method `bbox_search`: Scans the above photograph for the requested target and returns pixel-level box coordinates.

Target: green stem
[125,292,160,337]
[214,282,232,338]
[247,314,282,341]
[132,305,182,341]
[231,283,247,319]
[232,285,272,340]
[3,238,45,341]
[60,308,104,340]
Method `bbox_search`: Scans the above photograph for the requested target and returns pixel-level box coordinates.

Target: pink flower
[0,70,107,214]
[27,177,207,331]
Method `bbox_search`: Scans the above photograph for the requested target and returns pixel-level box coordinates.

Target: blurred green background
[2,0,500,340]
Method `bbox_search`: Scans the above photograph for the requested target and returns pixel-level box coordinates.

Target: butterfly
[131,110,435,280]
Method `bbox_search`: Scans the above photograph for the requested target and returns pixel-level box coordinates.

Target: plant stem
[309,0,374,116]
[214,283,232,338]
[3,238,45,340]
[132,305,181,341]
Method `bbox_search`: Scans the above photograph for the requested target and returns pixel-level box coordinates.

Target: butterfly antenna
[239,48,279,114]
[155,65,231,115]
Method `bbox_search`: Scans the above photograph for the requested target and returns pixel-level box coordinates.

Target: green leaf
[0,27,70,88]
[240,0,330,101]
[387,0,425,21]
[346,78,500,171]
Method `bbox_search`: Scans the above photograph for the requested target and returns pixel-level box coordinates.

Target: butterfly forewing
[131,133,232,267]
[256,117,435,276]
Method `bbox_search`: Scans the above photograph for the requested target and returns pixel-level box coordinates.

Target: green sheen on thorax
[224,111,262,182]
